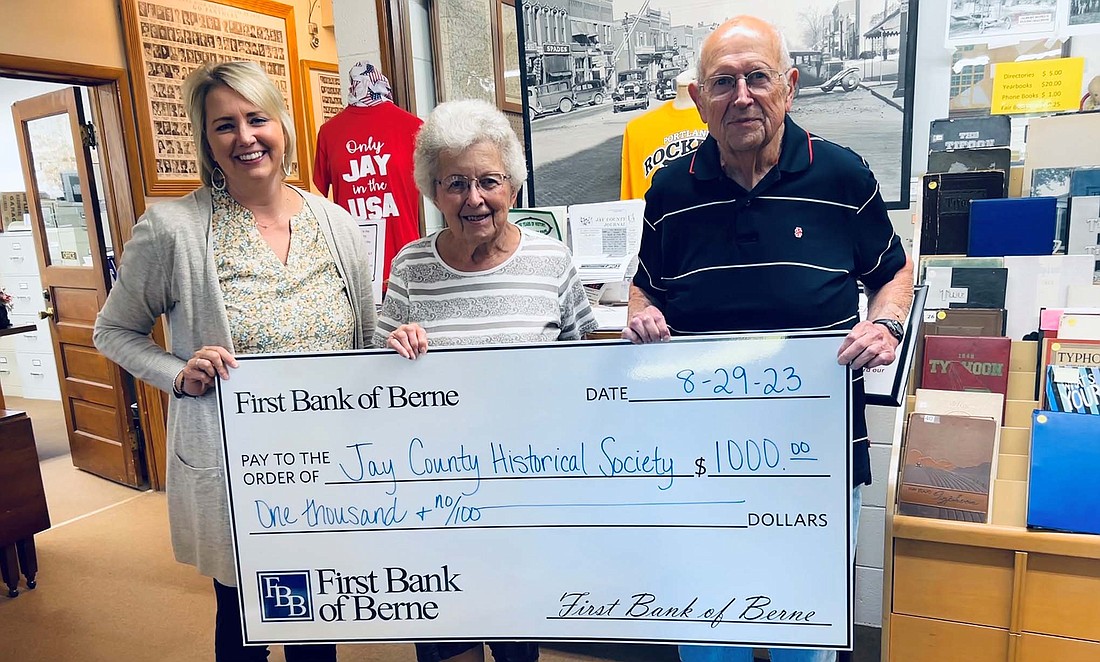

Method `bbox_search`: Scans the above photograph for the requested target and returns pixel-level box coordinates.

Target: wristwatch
[872,318,905,342]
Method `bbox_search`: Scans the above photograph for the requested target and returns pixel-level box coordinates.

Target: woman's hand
[386,324,429,360]
[177,345,238,396]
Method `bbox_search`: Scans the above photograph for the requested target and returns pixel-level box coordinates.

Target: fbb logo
[258,571,313,622]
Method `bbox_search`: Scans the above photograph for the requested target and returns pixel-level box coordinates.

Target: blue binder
[967,196,1057,257]
[1027,410,1100,535]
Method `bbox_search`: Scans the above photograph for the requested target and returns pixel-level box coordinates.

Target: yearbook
[928,116,1011,151]
[924,266,1007,309]
[1067,195,1100,276]
[900,412,998,523]
[1045,365,1100,414]
[1039,338,1100,409]
[921,308,1005,337]
[920,172,1006,256]
[922,335,1011,398]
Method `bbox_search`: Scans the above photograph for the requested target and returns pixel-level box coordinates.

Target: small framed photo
[300,60,343,167]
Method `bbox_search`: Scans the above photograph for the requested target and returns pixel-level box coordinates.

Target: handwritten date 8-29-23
[676,366,803,396]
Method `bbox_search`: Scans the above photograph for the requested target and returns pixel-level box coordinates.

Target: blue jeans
[678,486,863,662]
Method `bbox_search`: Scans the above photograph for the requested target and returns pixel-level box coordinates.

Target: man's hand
[837,320,900,370]
[622,305,671,344]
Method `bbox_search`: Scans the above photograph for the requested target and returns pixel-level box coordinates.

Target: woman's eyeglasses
[701,69,786,99]
[436,173,511,196]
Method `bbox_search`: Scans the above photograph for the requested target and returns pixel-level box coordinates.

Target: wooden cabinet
[884,520,1100,660]
[1018,633,1100,660]
[883,341,1100,661]
[891,539,1014,628]
[0,410,50,597]
[1020,554,1100,642]
[889,615,1010,662]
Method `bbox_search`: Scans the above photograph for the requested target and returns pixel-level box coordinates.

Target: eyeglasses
[701,69,786,99]
[436,173,511,196]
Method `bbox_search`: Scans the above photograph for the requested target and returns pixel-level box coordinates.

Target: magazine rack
[881,340,1100,660]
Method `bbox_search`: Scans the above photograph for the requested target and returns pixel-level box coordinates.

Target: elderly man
[623,15,913,662]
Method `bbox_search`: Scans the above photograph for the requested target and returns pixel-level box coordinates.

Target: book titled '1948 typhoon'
[921,335,1012,397]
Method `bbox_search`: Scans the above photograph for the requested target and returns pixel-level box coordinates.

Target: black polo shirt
[634,115,908,486]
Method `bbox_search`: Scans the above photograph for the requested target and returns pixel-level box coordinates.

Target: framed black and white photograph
[432,0,497,104]
[1067,0,1100,36]
[946,0,1058,45]
[120,0,309,195]
[518,0,918,209]
[300,60,343,167]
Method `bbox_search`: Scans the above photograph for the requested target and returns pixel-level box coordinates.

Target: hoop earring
[282,162,292,178]
[211,166,227,191]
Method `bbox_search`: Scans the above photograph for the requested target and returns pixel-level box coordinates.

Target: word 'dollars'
[233,386,460,414]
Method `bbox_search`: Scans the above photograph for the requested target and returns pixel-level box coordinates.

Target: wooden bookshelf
[882,340,1100,661]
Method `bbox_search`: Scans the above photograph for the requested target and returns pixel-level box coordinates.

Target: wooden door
[11,87,142,487]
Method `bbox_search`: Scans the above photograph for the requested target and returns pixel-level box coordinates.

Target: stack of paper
[567,199,646,285]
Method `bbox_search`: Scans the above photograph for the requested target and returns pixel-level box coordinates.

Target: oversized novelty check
[217,332,854,649]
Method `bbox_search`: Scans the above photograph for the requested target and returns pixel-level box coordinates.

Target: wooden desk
[0,409,50,597]
[0,325,36,410]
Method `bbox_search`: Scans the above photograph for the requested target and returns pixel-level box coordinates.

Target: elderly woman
[374,99,596,662]
[94,61,375,662]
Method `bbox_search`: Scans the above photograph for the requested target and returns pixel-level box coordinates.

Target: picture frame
[493,0,523,113]
[119,0,309,195]
[430,0,496,104]
[300,59,343,169]
[517,0,919,209]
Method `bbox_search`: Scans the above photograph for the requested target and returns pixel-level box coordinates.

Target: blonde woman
[95,61,376,661]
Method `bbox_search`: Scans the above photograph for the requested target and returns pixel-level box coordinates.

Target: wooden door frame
[376,0,416,115]
[375,0,427,235]
[0,54,168,490]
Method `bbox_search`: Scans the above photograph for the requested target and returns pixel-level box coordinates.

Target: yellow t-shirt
[620,101,709,200]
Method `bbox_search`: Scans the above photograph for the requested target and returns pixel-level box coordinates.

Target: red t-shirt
[313,103,423,285]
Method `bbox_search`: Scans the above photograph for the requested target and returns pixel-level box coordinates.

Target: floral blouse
[211,188,354,354]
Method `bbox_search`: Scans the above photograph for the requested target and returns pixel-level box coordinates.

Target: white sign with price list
[217,332,853,649]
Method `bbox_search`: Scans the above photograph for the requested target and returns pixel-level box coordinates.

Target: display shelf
[881,339,1100,661]
[891,516,1100,560]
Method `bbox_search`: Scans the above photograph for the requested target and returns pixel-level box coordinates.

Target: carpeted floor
[0,490,655,662]
[5,395,70,460]
[0,451,678,662]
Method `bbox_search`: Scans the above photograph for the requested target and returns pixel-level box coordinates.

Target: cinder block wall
[856,405,899,626]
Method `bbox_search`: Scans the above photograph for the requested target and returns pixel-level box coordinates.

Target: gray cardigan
[93,186,377,585]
